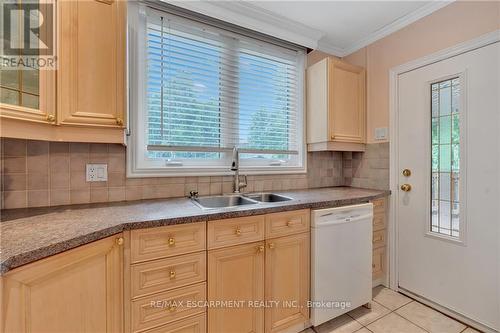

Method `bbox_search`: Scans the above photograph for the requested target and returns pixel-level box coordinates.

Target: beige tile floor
[303,286,482,333]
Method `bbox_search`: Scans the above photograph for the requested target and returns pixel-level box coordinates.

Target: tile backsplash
[1,138,348,209]
[343,142,389,190]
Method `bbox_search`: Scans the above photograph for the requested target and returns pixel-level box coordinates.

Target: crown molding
[339,1,454,56]
[168,0,324,49]
[167,0,453,58]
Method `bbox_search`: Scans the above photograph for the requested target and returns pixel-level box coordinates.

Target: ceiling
[172,1,452,56]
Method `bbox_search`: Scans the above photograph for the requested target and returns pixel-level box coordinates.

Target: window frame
[126,2,306,177]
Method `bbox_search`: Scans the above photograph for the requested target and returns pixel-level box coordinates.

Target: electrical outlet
[86,164,108,182]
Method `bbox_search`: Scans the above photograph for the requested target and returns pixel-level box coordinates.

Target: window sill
[126,165,307,178]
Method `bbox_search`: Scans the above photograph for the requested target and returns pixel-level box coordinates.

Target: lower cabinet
[208,242,265,333]
[1,235,124,333]
[207,210,310,333]
[265,234,310,333]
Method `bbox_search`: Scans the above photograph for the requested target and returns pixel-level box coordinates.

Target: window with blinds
[128,5,305,176]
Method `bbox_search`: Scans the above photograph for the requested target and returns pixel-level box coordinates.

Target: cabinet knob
[116,118,123,126]
[268,243,275,249]
[46,114,55,122]
[168,237,175,246]
[169,270,176,279]
[257,245,264,253]
[116,237,124,246]
[235,227,242,236]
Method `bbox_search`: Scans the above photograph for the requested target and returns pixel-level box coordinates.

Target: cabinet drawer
[208,215,265,249]
[131,222,206,263]
[373,214,386,232]
[372,247,385,279]
[372,230,386,249]
[131,282,206,333]
[265,209,310,238]
[372,198,386,214]
[131,252,206,299]
[142,313,206,333]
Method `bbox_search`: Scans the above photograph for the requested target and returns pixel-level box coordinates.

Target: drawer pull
[168,237,175,246]
[169,270,176,279]
[235,227,242,236]
[257,245,264,253]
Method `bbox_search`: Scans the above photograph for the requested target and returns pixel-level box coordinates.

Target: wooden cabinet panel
[372,198,386,215]
[306,57,366,152]
[143,314,206,333]
[131,282,206,333]
[131,222,206,263]
[372,230,386,249]
[265,209,310,239]
[208,215,265,249]
[208,242,265,333]
[373,212,386,232]
[372,247,385,279]
[58,0,125,127]
[1,235,123,333]
[265,233,310,333]
[131,251,206,299]
[328,58,366,144]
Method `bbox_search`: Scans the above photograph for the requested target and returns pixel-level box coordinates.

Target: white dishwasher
[310,203,373,326]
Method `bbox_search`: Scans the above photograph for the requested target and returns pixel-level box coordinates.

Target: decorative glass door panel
[431,78,460,238]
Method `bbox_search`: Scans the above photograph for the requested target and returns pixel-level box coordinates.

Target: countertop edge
[1,190,390,274]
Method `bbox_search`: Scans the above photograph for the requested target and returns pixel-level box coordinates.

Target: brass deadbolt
[402,169,411,177]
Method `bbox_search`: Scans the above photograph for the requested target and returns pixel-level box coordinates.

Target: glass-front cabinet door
[0,1,56,124]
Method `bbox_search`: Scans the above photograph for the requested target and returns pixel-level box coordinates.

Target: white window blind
[127,4,306,176]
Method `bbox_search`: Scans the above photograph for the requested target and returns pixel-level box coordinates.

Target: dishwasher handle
[315,213,373,227]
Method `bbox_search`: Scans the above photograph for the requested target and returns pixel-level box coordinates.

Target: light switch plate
[374,127,389,140]
[86,164,108,182]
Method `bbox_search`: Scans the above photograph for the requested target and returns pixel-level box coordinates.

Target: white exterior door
[397,42,499,331]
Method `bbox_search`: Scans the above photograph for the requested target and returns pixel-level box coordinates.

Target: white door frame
[387,29,500,327]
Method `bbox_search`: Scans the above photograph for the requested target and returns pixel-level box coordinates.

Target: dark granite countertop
[0,186,389,274]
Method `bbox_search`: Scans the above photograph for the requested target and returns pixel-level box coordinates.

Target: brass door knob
[169,270,176,279]
[235,228,242,236]
[257,245,264,253]
[46,114,55,122]
[168,304,177,312]
[116,118,123,126]
[400,184,412,192]
[168,237,175,246]
[268,243,275,249]
[116,237,124,246]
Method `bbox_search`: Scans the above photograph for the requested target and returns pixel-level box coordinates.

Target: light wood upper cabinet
[208,242,265,333]
[1,235,124,333]
[58,0,126,127]
[0,0,126,143]
[265,233,310,333]
[306,57,366,152]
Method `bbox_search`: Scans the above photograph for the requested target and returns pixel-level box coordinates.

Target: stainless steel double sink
[192,193,293,209]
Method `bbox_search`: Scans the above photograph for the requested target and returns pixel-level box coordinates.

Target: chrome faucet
[230,146,247,193]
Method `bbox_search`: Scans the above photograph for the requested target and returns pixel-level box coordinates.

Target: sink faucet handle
[188,190,199,198]
[238,175,248,191]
